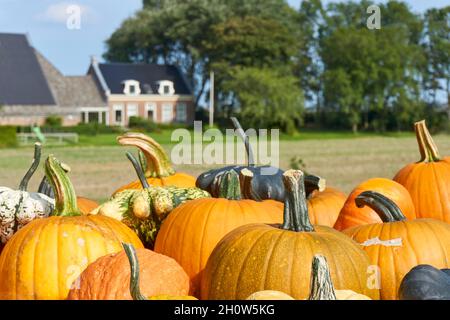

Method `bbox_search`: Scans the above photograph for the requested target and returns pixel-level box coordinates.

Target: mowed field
[0,134,448,203]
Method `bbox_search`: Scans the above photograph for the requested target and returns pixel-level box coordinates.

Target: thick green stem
[19,143,41,191]
[304,174,326,198]
[45,155,81,216]
[218,170,242,200]
[355,191,406,222]
[281,169,314,232]
[231,117,255,167]
[126,152,150,189]
[118,133,175,178]
[308,255,337,300]
[415,120,440,162]
[123,242,147,300]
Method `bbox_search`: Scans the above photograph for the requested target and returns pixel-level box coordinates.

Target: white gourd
[0,143,54,244]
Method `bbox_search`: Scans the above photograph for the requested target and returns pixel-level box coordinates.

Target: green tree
[422,7,450,118]
[222,67,303,133]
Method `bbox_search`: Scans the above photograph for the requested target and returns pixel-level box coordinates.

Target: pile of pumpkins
[0,118,449,300]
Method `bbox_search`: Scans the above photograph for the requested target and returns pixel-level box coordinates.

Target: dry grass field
[0,135,448,203]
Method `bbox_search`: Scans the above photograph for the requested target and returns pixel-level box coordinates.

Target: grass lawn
[1,133,448,203]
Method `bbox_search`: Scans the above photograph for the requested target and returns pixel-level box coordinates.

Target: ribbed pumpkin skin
[307,187,346,227]
[0,215,143,300]
[394,162,450,223]
[334,178,416,231]
[344,219,450,300]
[77,197,99,214]
[200,223,379,300]
[67,248,189,300]
[113,173,196,195]
[154,198,283,297]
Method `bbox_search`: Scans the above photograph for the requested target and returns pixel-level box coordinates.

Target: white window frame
[113,104,125,126]
[161,103,173,123]
[122,80,141,96]
[157,80,175,96]
[145,103,157,122]
[176,102,187,123]
[127,103,139,119]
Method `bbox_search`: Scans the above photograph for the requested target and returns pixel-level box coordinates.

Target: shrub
[44,115,62,127]
[0,126,17,148]
[128,116,158,132]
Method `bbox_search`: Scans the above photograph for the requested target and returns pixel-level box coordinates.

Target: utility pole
[209,71,214,127]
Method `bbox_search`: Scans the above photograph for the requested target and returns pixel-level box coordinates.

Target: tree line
[105,0,449,133]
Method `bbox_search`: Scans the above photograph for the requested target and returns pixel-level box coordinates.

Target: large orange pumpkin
[154,169,283,297]
[334,178,416,231]
[0,155,143,300]
[114,133,196,194]
[200,170,379,300]
[344,190,450,300]
[67,244,190,300]
[394,120,450,223]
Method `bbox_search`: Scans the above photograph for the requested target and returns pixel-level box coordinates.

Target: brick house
[87,59,195,126]
[0,32,195,126]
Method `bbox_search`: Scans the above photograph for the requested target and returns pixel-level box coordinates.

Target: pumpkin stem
[218,170,242,200]
[45,155,81,216]
[19,142,42,191]
[231,117,255,167]
[355,191,406,222]
[415,120,440,162]
[304,174,326,198]
[117,132,175,178]
[126,152,150,189]
[239,168,262,201]
[38,162,71,198]
[308,255,337,300]
[281,169,314,232]
[123,243,147,300]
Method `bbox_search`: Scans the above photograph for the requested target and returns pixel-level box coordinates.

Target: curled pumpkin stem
[126,152,150,189]
[414,120,440,162]
[123,243,147,300]
[304,174,326,198]
[19,142,42,191]
[118,132,175,178]
[355,191,406,222]
[231,117,255,167]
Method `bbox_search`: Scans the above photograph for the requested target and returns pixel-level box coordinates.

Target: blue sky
[0,0,447,75]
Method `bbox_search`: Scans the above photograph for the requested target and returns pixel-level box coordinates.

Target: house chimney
[90,55,98,65]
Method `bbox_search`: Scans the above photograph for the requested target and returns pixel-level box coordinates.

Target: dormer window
[122,79,141,96]
[157,80,175,96]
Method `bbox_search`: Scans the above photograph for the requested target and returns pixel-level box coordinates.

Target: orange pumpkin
[67,245,190,300]
[154,169,283,297]
[200,170,379,300]
[394,120,450,223]
[344,191,450,300]
[77,197,99,214]
[114,132,196,194]
[0,155,143,300]
[334,178,416,231]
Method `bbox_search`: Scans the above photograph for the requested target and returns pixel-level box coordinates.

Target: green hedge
[0,126,18,148]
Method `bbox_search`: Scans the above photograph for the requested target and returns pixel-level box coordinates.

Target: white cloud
[35,2,96,24]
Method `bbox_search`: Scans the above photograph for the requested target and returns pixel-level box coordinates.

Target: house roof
[0,33,56,105]
[35,50,105,108]
[97,63,192,95]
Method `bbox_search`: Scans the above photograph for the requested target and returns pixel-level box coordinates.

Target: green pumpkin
[0,143,54,244]
[92,152,210,248]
